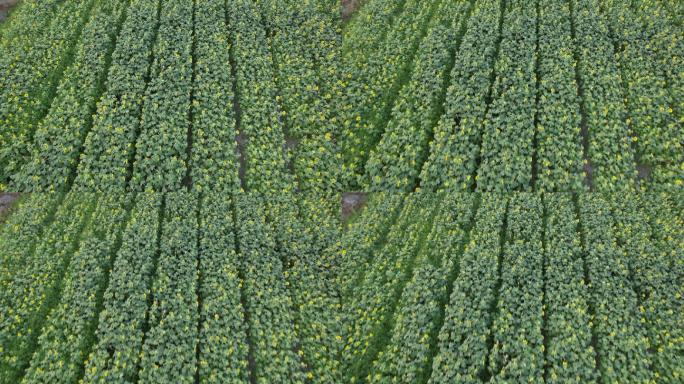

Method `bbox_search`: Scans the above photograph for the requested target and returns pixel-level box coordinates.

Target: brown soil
[636,163,652,185]
[0,0,19,22]
[342,0,362,21]
[0,193,20,222]
[341,192,367,223]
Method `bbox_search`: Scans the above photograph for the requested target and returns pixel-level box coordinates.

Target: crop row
[476,0,538,192]
[364,0,473,191]
[1,193,96,383]
[188,0,240,193]
[342,194,440,382]
[73,0,162,191]
[368,194,475,383]
[13,0,131,191]
[419,0,504,192]
[344,0,680,192]
[129,0,194,192]
[338,192,682,383]
[1,0,341,194]
[0,0,98,188]
[340,0,444,185]
[535,0,585,191]
[0,191,344,383]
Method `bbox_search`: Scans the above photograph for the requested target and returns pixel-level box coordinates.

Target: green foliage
[543,194,597,383]
[476,0,538,192]
[0,0,99,188]
[419,0,503,191]
[74,0,162,191]
[11,0,130,192]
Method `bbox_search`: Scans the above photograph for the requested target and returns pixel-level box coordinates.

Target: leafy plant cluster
[1,193,96,383]
[2,0,342,195]
[130,0,195,192]
[368,194,474,383]
[476,0,538,192]
[73,0,162,191]
[344,0,680,192]
[341,193,441,382]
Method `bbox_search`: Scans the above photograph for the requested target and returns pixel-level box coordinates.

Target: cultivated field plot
[0,0,342,194]
[2,0,684,383]
[338,192,683,383]
[340,0,683,193]
[0,192,343,383]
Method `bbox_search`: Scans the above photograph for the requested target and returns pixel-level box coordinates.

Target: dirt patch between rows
[0,0,19,22]
[342,192,367,223]
[342,0,362,21]
[0,193,20,222]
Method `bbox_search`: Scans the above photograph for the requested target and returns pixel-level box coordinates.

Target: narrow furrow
[340,0,445,184]
[226,0,294,194]
[235,196,304,383]
[568,0,637,193]
[567,0,594,190]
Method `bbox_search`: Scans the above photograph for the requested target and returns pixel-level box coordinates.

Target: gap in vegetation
[0,0,19,22]
[531,0,541,189]
[226,1,247,192]
[540,194,549,382]
[183,0,199,190]
[598,1,641,189]
[193,193,202,384]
